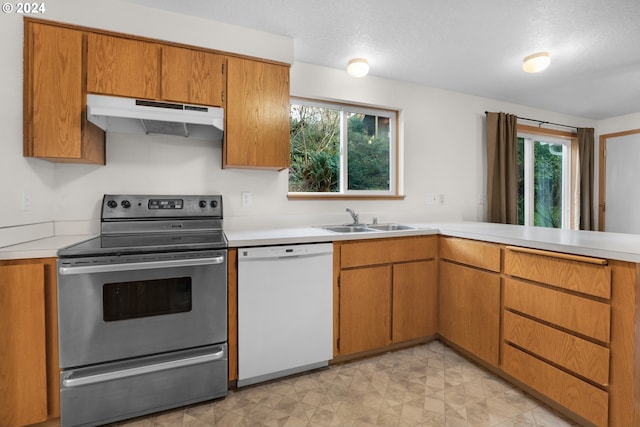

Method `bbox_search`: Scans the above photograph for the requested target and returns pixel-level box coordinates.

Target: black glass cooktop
[58,231,227,257]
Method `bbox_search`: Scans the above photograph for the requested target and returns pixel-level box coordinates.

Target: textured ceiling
[124,0,640,119]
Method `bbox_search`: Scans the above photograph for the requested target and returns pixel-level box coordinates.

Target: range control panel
[102,194,223,220]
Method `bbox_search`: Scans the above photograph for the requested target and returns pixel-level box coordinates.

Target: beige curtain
[486,112,518,224]
[577,127,595,230]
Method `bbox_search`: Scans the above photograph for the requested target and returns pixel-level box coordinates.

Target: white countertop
[226,221,640,263]
[0,234,95,261]
[3,222,640,263]
[432,222,640,263]
[224,225,439,247]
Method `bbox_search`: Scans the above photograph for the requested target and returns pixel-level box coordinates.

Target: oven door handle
[58,256,225,275]
[62,347,226,388]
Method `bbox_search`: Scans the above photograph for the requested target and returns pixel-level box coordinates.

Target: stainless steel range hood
[87,94,224,139]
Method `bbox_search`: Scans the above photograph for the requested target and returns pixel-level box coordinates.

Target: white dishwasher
[237,243,333,387]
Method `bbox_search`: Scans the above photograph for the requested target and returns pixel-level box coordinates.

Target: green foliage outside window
[289,102,391,193]
[289,104,340,192]
[517,137,564,228]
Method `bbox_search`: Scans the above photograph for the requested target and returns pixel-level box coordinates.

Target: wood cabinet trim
[227,249,238,383]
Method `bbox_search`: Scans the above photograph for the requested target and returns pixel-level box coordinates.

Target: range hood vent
[87,94,224,140]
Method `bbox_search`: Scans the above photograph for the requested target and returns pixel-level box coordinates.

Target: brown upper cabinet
[224,56,290,170]
[87,34,226,107]
[23,21,105,164]
[24,18,289,167]
[86,33,160,100]
[161,46,225,107]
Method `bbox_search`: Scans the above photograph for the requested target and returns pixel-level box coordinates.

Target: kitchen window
[288,98,399,198]
[517,127,578,229]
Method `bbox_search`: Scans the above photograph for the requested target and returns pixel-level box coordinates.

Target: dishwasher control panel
[240,244,330,259]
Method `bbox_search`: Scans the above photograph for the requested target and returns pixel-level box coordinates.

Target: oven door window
[103,277,192,322]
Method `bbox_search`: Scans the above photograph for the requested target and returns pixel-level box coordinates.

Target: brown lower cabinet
[8,234,640,427]
[0,258,59,427]
[333,236,438,358]
[439,261,501,366]
[438,237,502,366]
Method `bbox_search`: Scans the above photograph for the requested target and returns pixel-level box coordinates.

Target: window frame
[287,97,402,200]
[517,124,579,229]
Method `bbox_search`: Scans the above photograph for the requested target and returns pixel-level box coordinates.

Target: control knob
[121,200,131,208]
[210,200,218,208]
[106,200,118,209]
[199,200,207,208]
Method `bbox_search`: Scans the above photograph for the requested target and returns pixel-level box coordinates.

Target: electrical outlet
[439,194,445,205]
[425,193,438,205]
[241,191,252,207]
[478,193,487,205]
[21,191,31,211]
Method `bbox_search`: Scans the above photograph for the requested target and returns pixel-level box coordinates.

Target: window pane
[289,104,340,192]
[517,137,525,225]
[346,112,390,191]
[533,141,563,228]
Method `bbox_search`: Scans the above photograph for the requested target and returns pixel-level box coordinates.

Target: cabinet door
[0,264,47,427]
[24,22,105,163]
[224,57,290,170]
[439,261,500,366]
[339,266,391,355]
[161,46,225,107]
[87,33,159,99]
[392,260,437,343]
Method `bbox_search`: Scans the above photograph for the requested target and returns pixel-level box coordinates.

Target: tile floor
[113,340,578,427]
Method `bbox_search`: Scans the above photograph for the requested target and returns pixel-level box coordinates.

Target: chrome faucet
[346,208,360,225]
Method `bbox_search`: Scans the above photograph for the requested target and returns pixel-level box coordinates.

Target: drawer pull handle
[506,246,607,265]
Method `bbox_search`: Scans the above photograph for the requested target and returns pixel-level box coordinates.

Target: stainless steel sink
[321,225,376,233]
[366,223,416,231]
[320,223,418,233]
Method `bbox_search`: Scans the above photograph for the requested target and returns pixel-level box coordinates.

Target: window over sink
[288,98,400,199]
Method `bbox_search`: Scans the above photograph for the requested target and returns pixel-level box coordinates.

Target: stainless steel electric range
[56,194,228,427]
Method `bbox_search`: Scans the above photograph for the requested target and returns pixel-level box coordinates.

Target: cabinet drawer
[504,278,610,343]
[504,247,611,299]
[501,344,608,427]
[503,311,610,386]
[340,236,437,268]
[440,237,501,272]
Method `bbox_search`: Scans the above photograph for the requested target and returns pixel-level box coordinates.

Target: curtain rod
[484,111,577,130]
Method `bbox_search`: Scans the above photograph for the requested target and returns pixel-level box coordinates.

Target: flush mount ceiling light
[347,58,369,78]
[522,52,551,73]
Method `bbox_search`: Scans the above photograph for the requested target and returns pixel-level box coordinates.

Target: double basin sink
[321,223,417,233]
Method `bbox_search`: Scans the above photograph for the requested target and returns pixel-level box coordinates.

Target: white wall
[0,0,293,245]
[597,112,640,136]
[593,112,640,229]
[2,0,633,247]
